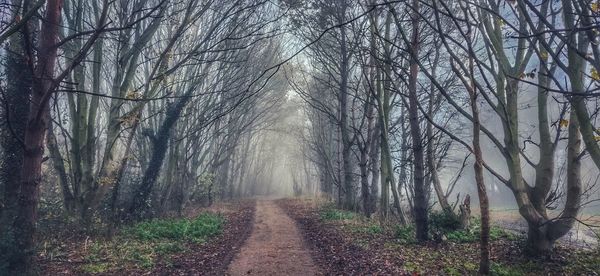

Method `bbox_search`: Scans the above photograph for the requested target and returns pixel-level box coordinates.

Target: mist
[1,0,600,274]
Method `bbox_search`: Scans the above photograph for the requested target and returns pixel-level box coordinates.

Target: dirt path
[227,200,318,276]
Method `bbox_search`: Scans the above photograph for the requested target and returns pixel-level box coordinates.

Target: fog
[2,0,600,273]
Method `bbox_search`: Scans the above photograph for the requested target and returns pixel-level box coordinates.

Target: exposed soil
[277,198,407,275]
[155,200,256,275]
[227,200,318,276]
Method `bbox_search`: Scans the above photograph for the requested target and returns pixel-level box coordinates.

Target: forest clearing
[1,0,600,275]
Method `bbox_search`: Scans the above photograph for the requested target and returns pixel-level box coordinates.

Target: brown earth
[156,200,256,275]
[227,200,319,276]
[277,198,408,275]
[278,198,600,275]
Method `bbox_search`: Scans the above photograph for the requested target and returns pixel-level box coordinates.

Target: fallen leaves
[592,1,600,13]
[592,68,600,82]
[278,198,600,276]
[39,200,256,275]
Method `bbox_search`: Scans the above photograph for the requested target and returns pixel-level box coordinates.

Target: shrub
[429,210,461,231]
[429,210,462,240]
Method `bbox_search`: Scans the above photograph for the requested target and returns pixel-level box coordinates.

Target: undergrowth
[429,211,519,243]
[124,213,223,243]
[395,225,416,244]
[445,218,519,243]
[80,213,223,273]
[320,207,356,221]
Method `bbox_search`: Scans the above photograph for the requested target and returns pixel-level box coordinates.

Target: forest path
[227,199,318,275]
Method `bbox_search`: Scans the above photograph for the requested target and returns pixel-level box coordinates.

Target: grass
[124,213,224,243]
[349,224,383,235]
[444,221,519,243]
[395,225,416,244]
[320,208,356,221]
[305,200,600,275]
[428,211,519,243]
[80,212,223,274]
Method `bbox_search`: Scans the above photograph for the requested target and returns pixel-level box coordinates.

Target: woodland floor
[277,198,600,275]
[39,200,255,275]
[37,198,600,275]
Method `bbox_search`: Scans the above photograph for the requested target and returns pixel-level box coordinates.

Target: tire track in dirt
[227,200,318,276]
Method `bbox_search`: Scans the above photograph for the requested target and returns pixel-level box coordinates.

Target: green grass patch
[428,212,519,243]
[444,221,519,243]
[444,226,517,243]
[124,213,223,243]
[320,208,356,221]
[81,213,223,274]
[347,223,382,235]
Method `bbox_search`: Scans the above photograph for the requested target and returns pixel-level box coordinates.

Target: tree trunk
[339,23,354,211]
[0,0,33,269]
[0,0,32,235]
[469,66,490,276]
[526,224,554,257]
[12,1,63,273]
[46,118,75,212]
[407,0,428,242]
[458,195,471,230]
[527,111,582,256]
[531,46,554,218]
[360,146,371,216]
[368,121,380,218]
[129,96,193,218]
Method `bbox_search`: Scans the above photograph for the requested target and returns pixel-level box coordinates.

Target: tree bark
[339,22,354,211]
[12,1,63,273]
[407,0,428,242]
[0,0,32,239]
[468,51,490,276]
[129,95,193,218]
